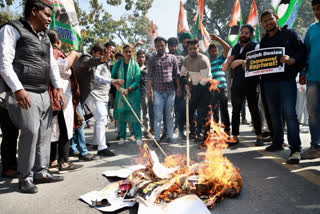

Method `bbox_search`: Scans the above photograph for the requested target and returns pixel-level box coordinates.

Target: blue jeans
[153,91,175,140]
[307,81,320,148]
[263,79,301,152]
[70,104,89,156]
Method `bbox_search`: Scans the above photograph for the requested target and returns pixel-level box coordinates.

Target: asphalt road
[0,107,319,214]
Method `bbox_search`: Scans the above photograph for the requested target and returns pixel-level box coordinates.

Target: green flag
[272,0,302,28]
[228,0,243,47]
[50,0,82,50]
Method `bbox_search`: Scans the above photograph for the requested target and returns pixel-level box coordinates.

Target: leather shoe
[33,173,64,184]
[19,180,38,194]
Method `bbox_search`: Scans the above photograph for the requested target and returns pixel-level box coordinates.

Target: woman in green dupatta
[111,44,142,145]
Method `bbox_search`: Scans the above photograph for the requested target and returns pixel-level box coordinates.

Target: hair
[24,0,53,19]
[168,37,178,46]
[104,41,116,49]
[312,0,320,5]
[240,24,254,34]
[154,36,167,44]
[137,50,146,57]
[123,43,134,51]
[261,9,277,21]
[115,53,123,59]
[208,43,217,50]
[90,44,106,55]
[47,29,61,45]
[186,39,199,47]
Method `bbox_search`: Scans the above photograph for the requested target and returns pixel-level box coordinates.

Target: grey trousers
[6,91,52,182]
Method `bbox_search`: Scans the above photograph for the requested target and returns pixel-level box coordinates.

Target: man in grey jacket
[0,0,65,193]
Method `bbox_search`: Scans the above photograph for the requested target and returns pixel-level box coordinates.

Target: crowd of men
[0,0,319,194]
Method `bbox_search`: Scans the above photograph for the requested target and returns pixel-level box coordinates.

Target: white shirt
[90,63,112,102]
[0,24,61,93]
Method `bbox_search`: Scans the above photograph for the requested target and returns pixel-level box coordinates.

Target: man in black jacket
[260,9,306,164]
[224,24,263,147]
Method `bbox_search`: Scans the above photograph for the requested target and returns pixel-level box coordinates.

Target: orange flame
[132,79,241,208]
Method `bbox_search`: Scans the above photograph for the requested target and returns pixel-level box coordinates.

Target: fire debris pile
[81,114,242,212]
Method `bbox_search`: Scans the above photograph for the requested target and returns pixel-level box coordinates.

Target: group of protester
[0,0,319,194]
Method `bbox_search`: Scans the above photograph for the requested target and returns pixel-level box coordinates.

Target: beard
[240,37,250,44]
[266,25,277,33]
[157,50,165,56]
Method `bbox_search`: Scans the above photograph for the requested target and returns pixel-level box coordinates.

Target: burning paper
[81,115,242,212]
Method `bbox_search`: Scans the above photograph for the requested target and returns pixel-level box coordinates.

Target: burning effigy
[80,110,242,213]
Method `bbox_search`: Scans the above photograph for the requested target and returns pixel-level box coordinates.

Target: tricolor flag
[228,0,243,47]
[177,0,191,53]
[247,0,260,43]
[193,0,211,52]
[49,0,82,50]
[150,21,158,51]
[178,0,191,34]
[271,0,302,28]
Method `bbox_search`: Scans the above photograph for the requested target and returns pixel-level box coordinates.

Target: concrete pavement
[0,108,319,214]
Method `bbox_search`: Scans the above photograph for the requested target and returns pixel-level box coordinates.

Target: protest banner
[49,0,82,50]
[245,47,285,77]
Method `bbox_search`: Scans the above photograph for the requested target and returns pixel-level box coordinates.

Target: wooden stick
[120,94,168,157]
[186,95,190,168]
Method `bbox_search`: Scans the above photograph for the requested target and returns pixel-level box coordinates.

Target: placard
[245,47,285,77]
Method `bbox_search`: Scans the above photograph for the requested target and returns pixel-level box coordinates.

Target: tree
[0,8,18,26]
[75,0,152,52]
[0,0,154,52]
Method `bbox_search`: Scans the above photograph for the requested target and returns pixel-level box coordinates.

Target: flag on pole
[177,0,191,53]
[193,0,204,37]
[247,0,260,43]
[271,0,302,28]
[228,0,243,47]
[193,0,211,52]
[49,0,82,50]
[150,21,158,51]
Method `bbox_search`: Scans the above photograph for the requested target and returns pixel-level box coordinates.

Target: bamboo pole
[186,95,190,168]
[120,94,168,157]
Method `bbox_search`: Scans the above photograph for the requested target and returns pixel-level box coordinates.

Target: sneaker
[119,138,125,145]
[136,139,143,146]
[241,119,250,125]
[97,148,115,157]
[301,147,320,160]
[79,153,99,161]
[263,136,272,143]
[167,138,176,143]
[265,144,284,152]
[69,151,80,157]
[160,133,167,142]
[262,132,271,138]
[58,163,83,174]
[255,138,264,146]
[286,152,301,164]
